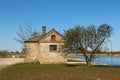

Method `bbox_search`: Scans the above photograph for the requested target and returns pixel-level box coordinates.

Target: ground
[0,58,120,80]
[0,58,24,70]
[0,63,120,80]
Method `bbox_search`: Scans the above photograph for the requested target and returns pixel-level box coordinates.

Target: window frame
[49,45,57,52]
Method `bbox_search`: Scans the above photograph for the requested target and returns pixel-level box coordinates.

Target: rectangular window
[49,45,57,51]
[51,35,56,41]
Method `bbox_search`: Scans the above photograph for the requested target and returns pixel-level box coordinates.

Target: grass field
[0,63,120,80]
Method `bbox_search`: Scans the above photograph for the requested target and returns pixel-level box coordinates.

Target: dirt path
[0,58,25,70]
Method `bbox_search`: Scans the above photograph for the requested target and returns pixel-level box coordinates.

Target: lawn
[0,63,120,80]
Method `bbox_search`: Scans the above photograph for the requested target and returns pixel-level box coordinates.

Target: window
[49,45,57,51]
[51,35,56,41]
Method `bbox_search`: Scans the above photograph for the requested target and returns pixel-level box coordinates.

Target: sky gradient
[0,0,120,52]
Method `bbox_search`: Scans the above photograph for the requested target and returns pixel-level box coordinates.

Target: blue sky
[0,0,120,52]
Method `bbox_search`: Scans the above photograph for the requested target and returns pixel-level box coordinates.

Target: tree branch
[89,38,106,61]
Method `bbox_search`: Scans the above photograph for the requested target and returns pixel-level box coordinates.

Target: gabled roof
[25,28,64,42]
[50,29,64,38]
[25,35,44,42]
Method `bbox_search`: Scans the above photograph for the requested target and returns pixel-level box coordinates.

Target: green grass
[67,59,83,62]
[0,63,120,80]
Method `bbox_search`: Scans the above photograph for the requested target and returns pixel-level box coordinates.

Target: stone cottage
[25,26,67,64]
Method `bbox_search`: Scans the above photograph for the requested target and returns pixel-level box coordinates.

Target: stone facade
[25,42,39,62]
[25,26,67,64]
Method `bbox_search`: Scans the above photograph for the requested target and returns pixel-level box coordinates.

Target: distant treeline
[76,52,120,56]
[0,50,24,58]
[68,51,120,55]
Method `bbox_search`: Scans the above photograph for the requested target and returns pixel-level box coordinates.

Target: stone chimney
[42,26,46,35]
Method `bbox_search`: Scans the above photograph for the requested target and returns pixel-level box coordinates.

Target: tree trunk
[85,58,92,66]
[87,61,91,66]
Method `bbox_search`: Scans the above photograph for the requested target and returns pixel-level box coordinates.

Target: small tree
[64,24,113,66]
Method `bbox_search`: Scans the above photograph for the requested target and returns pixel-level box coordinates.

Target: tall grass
[0,63,120,80]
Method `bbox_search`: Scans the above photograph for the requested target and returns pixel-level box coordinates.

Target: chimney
[42,26,46,35]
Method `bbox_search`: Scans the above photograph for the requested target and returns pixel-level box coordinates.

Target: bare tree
[64,24,113,66]
[15,22,39,47]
